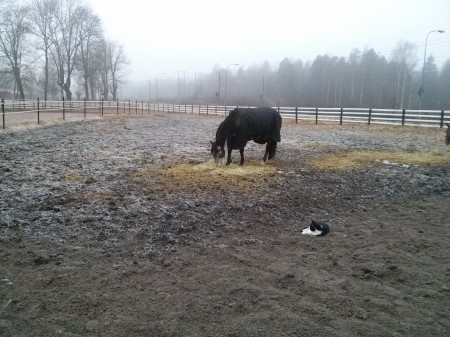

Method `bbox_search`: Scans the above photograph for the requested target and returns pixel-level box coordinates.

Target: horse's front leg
[226,147,232,165]
[239,149,244,166]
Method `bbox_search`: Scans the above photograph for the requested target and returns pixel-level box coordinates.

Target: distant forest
[162,46,450,110]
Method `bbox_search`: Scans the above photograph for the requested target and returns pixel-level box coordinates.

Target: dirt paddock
[0,112,449,337]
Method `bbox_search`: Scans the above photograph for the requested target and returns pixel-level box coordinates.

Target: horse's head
[210,140,225,166]
[446,123,450,145]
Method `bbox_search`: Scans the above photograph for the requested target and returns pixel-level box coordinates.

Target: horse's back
[241,107,281,142]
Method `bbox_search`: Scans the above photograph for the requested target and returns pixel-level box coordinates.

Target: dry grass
[135,160,280,192]
[65,171,89,182]
[309,149,450,170]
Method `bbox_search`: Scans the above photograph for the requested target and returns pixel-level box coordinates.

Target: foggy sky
[87,0,450,83]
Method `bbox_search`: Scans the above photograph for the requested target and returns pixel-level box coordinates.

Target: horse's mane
[215,109,241,146]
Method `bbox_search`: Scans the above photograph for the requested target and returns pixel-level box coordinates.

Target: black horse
[210,107,282,166]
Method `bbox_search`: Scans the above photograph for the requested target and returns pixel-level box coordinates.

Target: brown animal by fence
[446,123,450,145]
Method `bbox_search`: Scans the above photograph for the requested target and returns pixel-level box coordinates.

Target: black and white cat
[301,220,330,236]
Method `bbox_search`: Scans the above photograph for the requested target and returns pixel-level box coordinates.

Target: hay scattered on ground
[309,149,450,170]
[135,160,279,191]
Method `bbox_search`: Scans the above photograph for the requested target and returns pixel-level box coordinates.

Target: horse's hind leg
[263,148,269,162]
[264,139,277,162]
[239,149,245,166]
[269,141,277,159]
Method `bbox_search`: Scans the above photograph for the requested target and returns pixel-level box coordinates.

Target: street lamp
[155,73,166,103]
[419,29,444,109]
[148,80,151,102]
[216,71,221,105]
[176,70,186,103]
[224,63,239,108]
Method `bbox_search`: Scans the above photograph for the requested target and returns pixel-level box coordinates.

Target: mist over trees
[155,44,450,110]
[0,0,129,101]
[1,0,449,109]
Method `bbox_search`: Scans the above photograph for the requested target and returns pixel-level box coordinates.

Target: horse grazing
[445,123,450,145]
[210,107,282,166]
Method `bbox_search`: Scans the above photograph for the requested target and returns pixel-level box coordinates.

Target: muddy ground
[0,112,449,337]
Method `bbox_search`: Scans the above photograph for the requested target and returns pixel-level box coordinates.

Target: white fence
[152,103,449,128]
[1,98,449,129]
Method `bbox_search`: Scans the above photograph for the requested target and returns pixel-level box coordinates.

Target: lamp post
[419,29,444,109]
[148,80,151,102]
[217,71,221,105]
[176,70,186,103]
[262,74,265,106]
[194,72,200,101]
[224,63,239,108]
[155,73,166,103]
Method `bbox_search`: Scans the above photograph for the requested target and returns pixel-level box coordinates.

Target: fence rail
[1,98,449,129]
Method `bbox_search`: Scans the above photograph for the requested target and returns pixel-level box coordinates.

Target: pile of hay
[309,149,450,170]
[136,160,279,192]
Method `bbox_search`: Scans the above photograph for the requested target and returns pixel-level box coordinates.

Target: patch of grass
[65,171,87,182]
[65,171,95,184]
[308,149,450,170]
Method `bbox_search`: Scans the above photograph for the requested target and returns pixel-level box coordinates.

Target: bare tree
[391,41,417,108]
[29,0,57,101]
[107,41,128,101]
[49,0,86,100]
[78,10,101,100]
[0,5,31,99]
[91,39,129,101]
[0,0,13,9]
[93,39,109,100]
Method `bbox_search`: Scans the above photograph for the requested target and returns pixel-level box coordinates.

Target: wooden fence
[1,98,449,129]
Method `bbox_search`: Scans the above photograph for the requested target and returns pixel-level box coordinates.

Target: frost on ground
[0,113,449,337]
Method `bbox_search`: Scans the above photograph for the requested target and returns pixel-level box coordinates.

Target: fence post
[1,99,4,129]
[63,97,65,120]
[315,107,318,124]
[368,107,372,125]
[83,98,87,118]
[128,100,131,114]
[101,97,104,116]
[207,105,209,115]
[440,110,445,128]
[37,98,40,124]
[117,99,119,114]
[401,108,406,126]
[295,106,298,124]
[340,107,343,125]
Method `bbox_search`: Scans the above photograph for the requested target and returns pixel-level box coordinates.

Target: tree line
[1,0,449,110]
[163,43,450,110]
[0,0,129,101]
